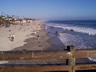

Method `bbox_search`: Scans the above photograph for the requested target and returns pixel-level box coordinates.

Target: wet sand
[13,25,53,51]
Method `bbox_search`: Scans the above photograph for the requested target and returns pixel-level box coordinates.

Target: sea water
[45,20,96,62]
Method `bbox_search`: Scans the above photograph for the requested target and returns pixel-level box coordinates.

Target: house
[23,18,35,23]
[22,19,27,23]
[13,20,21,24]
[5,17,13,21]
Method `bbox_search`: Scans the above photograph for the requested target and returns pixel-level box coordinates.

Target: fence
[0,45,96,72]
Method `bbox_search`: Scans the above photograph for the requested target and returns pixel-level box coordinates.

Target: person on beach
[37,35,40,40]
[9,30,11,32]
[10,34,15,41]
[56,31,58,34]
[55,31,59,36]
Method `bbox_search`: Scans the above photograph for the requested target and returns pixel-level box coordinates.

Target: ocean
[45,20,96,62]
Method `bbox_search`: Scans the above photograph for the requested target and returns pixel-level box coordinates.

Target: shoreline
[12,23,54,51]
[0,21,96,66]
[46,24,96,64]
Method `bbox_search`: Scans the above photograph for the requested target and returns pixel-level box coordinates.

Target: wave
[58,32,92,49]
[46,23,96,35]
[46,23,96,62]
[58,32,96,62]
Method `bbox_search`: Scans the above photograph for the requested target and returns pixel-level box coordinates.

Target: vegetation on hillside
[0,13,37,27]
[0,15,10,27]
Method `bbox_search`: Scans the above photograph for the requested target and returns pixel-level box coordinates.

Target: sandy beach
[0,20,52,51]
[0,20,96,72]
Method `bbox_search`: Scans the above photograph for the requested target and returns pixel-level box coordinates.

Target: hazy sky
[0,0,96,20]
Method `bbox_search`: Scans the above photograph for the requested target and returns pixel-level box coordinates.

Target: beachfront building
[5,16,37,24]
[21,19,27,23]
[5,17,13,21]
[26,19,33,23]
[23,18,34,23]
[13,20,21,24]
[5,17,19,24]
[11,19,34,24]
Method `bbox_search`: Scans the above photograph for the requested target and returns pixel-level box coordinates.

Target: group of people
[8,23,41,42]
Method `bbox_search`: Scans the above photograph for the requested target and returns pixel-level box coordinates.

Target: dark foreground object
[0,45,96,72]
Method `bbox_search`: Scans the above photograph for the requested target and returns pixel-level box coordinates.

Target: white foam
[47,23,96,35]
[58,32,96,62]
[46,23,96,62]
[58,32,88,49]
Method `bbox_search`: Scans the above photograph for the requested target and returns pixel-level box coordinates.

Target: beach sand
[0,21,95,72]
[13,25,53,51]
[0,20,53,51]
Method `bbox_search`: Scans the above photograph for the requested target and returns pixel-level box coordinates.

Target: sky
[0,0,96,20]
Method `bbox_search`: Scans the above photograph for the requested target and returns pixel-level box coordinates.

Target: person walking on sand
[37,35,40,40]
[10,34,15,41]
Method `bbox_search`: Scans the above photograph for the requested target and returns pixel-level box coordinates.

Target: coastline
[45,24,96,65]
[0,21,96,72]
[13,23,54,51]
[0,20,95,63]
